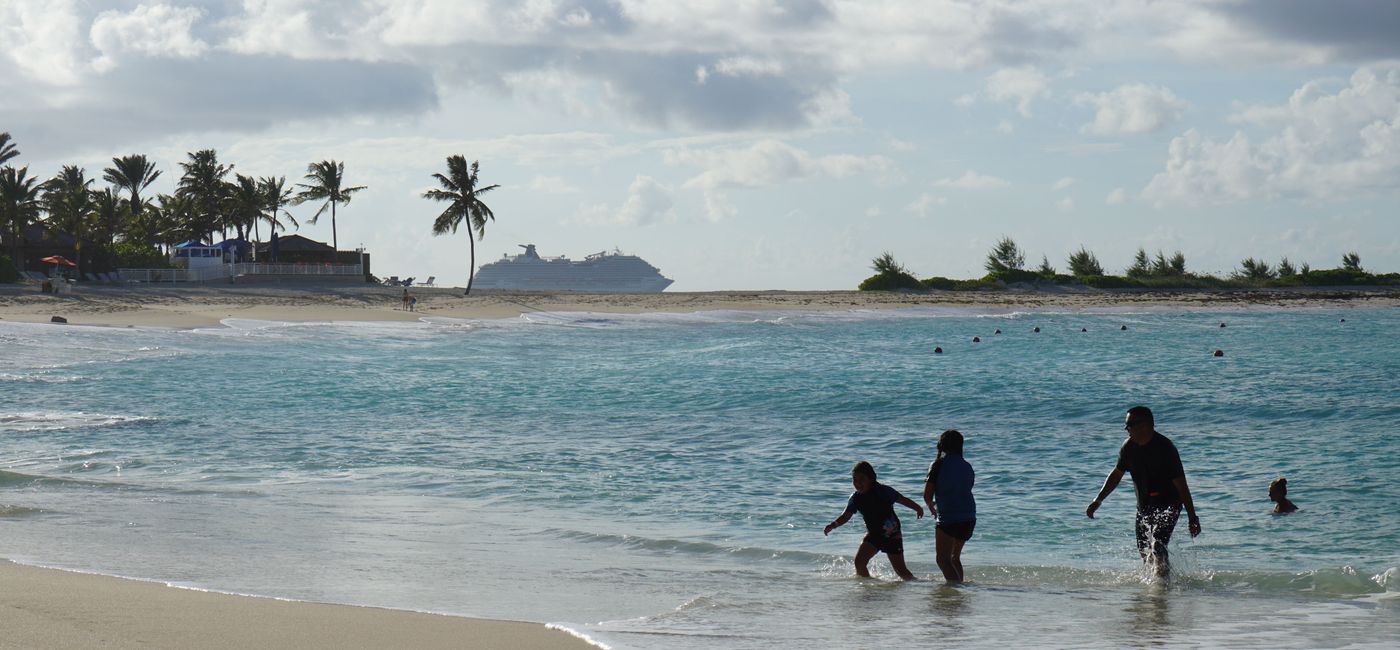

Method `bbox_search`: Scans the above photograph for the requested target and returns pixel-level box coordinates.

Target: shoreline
[2,283,1396,329]
[0,559,598,650]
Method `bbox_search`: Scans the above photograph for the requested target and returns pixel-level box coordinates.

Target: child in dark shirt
[1269,477,1299,513]
[824,461,923,580]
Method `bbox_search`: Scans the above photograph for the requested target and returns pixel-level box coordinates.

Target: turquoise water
[2,306,1397,648]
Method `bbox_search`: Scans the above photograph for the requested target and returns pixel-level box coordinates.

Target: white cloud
[1076,83,1188,135]
[1051,176,1077,191]
[905,193,946,217]
[0,0,86,84]
[615,175,674,226]
[526,175,581,193]
[90,4,208,73]
[1057,197,1075,212]
[984,66,1050,117]
[669,139,898,191]
[996,119,1015,134]
[1144,66,1400,205]
[1105,188,1128,205]
[934,170,1010,190]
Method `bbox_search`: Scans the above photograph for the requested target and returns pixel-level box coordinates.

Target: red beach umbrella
[40,255,77,267]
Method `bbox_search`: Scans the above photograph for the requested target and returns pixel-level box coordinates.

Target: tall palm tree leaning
[423,155,499,296]
[293,160,364,253]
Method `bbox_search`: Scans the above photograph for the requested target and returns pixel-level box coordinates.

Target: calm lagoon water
[2,306,1397,648]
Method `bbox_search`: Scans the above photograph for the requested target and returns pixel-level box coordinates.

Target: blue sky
[2,0,1397,289]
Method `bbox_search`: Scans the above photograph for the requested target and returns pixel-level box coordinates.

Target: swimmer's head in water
[1269,477,1288,500]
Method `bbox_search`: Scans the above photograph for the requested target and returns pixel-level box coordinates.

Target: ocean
[2,305,1397,649]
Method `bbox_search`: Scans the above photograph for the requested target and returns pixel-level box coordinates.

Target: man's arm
[896,494,924,519]
[1086,468,1124,518]
[1172,476,1201,537]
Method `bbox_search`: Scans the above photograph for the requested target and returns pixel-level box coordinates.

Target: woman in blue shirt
[923,430,976,583]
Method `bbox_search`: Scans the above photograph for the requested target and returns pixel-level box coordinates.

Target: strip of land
[0,560,595,650]
[1,282,1397,329]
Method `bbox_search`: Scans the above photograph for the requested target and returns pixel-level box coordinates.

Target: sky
[2,0,1398,290]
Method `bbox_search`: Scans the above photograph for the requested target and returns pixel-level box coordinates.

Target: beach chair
[403,277,415,287]
[421,276,436,287]
[25,271,47,281]
[382,275,399,286]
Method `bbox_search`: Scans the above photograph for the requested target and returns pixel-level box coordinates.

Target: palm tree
[258,176,298,236]
[0,166,43,270]
[293,160,364,252]
[0,132,17,166]
[103,154,162,228]
[423,156,499,295]
[42,166,95,273]
[177,149,233,242]
[224,174,267,246]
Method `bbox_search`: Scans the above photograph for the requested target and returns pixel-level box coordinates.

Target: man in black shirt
[1086,406,1201,576]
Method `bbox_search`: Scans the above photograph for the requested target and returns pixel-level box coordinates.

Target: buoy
[1033,327,1041,333]
[994,329,1001,334]
[934,347,943,354]
[972,337,980,343]
[1081,328,1087,332]
[1220,323,1226,328]
[1213,349,1224,357]
[1340,318,1346,322]
[1120,325,1128,331]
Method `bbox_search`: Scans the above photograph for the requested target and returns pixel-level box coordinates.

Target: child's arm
[824,511,853,536]
[922,480,937,518]
[896,494,924,519]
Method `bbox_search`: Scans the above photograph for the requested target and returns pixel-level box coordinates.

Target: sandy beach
[2,281,1397,329]
[0,561,593,650]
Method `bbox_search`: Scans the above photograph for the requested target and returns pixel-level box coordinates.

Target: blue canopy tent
[217,239,252,263]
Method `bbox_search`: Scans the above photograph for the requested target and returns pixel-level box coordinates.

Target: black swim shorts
[862,532,904,555]
[936,520,976,542]
[1135,505,1181,561]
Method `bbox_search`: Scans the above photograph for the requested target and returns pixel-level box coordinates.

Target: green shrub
[986,268,1042,284]
[1080,274,1143,288]
[0,254,18,283]
[110,241,171,268]
[859,271,924,291]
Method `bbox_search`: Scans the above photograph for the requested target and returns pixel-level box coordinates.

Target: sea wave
[0,411,156,432]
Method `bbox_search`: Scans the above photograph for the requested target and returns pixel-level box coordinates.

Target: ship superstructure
[472,244,674,292]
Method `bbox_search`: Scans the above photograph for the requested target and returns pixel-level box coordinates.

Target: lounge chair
[382,275,400,286]
[25,271,47,281]
[421,276,436,287]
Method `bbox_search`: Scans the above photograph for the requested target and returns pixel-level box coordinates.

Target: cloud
[527,175,581,193]
[1143,66,1400,205]
[0,0,86,84]
[1105,188,1128,205]
[669,139,898,191]
[1057,197,1075,212]
[90,4,209,73]
[984,66,1050,117]
[1076,84,1188,135]
[615,175,674,225]
[1051,176,1076,191]
[934,170,1010,190]
[1212,0,1400,61]
[905,193,946,217]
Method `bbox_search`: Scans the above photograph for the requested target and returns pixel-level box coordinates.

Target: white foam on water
[0,411,155,432]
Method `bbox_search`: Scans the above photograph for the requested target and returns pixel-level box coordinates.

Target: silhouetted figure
[1086,406,1201,577]
[824,461,923,580]
[924,430,976,583]
[1269,477,1298,514]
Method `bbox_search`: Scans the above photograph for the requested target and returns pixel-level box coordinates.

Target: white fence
[119,263,363,284]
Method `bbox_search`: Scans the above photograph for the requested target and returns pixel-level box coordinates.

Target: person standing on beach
[1086,406,1201,577]
[924,430,976,583]
[824,461,923,580]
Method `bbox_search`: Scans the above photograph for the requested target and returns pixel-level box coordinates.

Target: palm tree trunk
[465,234,475,296]
[330,200,338,253]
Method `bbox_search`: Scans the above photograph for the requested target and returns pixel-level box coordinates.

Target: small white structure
[172,241,222,270]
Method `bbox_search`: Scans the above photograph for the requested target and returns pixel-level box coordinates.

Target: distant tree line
[860,236,1397,291]
[0,130,363,279]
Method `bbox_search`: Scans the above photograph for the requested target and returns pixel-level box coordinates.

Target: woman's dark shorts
[862,532,904,555]
[936,519,976,542]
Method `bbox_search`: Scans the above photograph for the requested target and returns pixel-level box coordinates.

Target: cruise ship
[472,244,674,292]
